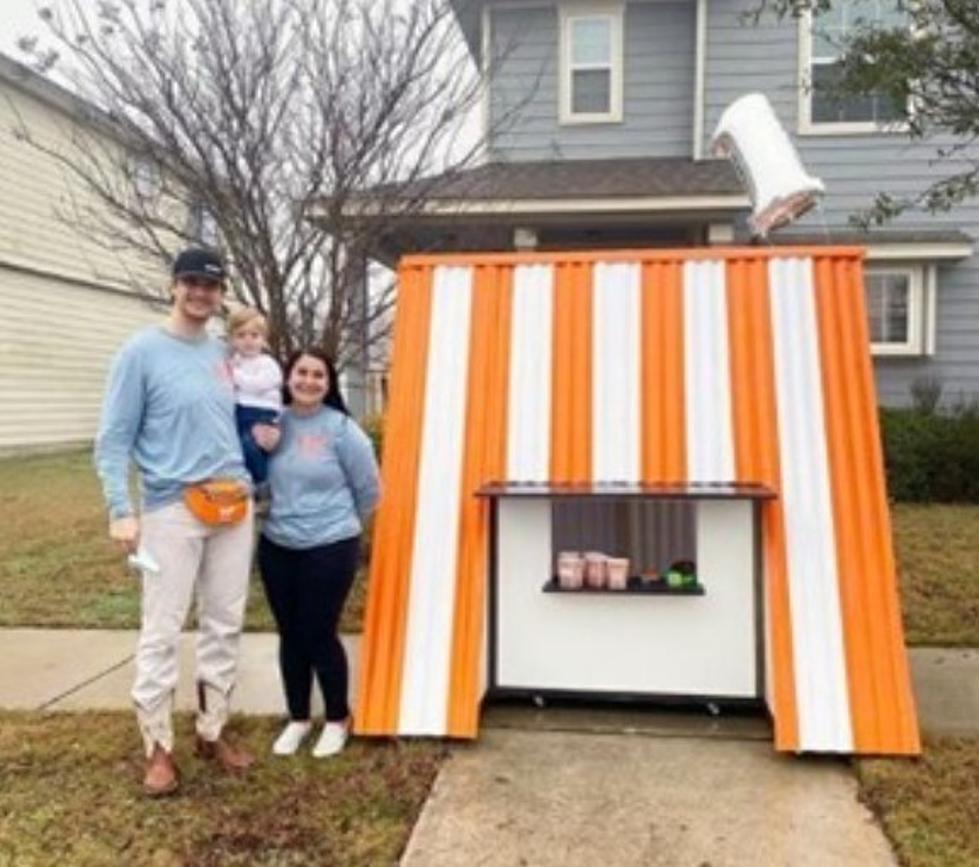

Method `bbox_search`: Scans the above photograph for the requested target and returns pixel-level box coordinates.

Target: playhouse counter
[477,482,775,704]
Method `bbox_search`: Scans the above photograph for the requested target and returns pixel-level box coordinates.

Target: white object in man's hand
[127,548,161,575]
[109,516,140,554]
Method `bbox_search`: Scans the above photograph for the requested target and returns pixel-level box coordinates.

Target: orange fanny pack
[183,479,250,526]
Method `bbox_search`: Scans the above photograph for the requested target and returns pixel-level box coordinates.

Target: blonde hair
[228,307,268,336]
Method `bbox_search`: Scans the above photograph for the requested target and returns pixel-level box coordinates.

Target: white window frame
[797,4,910,136]
[558,2,624,125]
[864,260,936,357]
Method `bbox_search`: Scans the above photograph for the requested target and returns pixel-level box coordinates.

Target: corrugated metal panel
[355,248,920,756]
[0,265,164,451]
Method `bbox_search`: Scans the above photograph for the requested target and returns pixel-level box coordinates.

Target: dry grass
[0,450,365,632]
[2,451,978,644]
[0,711,443,866]
[858,736,979,867]
[892,504,979,646]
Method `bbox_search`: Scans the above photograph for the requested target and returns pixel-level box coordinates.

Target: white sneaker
[312,721,349,758]
[272,720,312,756]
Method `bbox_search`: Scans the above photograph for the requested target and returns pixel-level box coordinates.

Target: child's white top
[231,352,283,411]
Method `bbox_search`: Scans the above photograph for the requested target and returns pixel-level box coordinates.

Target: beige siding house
[0,53,166,453]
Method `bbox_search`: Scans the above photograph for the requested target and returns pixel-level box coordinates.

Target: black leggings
[258,534,360,722]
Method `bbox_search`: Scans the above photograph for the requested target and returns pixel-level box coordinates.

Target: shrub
[361,413,384,461]
[880,405,979,502]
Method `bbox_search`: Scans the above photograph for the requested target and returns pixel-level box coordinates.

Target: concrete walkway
[401,728,898,867]
[1,628,975,735]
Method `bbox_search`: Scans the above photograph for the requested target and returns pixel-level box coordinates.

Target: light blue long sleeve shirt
[262,406,381,550]
[94,326,249,519]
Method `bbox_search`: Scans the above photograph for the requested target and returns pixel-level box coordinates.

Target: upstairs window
[559,3,623,125]
[801,0,908,133]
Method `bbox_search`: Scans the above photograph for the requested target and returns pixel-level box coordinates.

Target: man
[95,247,265,796]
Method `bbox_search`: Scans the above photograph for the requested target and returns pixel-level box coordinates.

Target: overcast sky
[0,0,480,160]
[0,0,46,58]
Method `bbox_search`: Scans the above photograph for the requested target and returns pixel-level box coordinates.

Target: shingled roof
[366,156,746,202]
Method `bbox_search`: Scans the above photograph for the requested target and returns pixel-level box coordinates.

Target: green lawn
[0,711,443,866]
[858,736,979,867]
[0,449,364,633]
[1,450,978,644]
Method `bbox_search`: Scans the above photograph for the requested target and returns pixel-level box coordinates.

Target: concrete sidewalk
[0,628,359,716]
[1,628,975,736]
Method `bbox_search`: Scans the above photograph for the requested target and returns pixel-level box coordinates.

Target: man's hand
[109,516,140,554]
[252,423,281,452]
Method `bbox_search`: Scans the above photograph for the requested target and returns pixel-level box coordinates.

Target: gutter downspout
[693,0,708,160]
[479,2,492,164]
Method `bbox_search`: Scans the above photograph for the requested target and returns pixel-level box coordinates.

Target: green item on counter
[666,570,685,588]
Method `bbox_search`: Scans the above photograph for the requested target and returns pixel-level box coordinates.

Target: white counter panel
[496,498,758,697]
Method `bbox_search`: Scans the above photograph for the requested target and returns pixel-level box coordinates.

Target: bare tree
[14,0,509,369]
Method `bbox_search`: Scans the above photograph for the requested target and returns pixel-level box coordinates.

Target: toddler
[228,308,282,485]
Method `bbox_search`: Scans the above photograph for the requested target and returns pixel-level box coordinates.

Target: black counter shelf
[542,576,705,596]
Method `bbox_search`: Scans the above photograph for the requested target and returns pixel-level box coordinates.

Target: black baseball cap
[172,247,227,282]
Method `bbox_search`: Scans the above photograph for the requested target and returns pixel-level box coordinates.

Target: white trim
[479,3,492,159]
[865,242,972,261]
[558,2,624,125]
[865,262,926,357]
[925,263,937,356]
[345,194,750,218]
[692,0,707,160]
[797,9,910,137]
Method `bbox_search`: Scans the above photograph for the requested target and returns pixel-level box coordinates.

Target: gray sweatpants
[133,499,254,756]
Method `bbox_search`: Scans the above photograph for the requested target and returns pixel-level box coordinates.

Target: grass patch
[0,711,443,866]
[0,450,365,632]
[3,450,979,643]
[892,504,979,646]
[858,736,979,867]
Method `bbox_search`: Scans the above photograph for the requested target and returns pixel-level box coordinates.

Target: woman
[258,348,380,757]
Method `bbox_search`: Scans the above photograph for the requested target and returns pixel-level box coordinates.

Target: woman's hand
[252,423,281,451]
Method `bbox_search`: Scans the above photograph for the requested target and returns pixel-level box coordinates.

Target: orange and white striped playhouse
[355,247,920,756]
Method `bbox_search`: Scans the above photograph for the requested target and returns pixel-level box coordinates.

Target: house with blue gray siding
[359,1,977,407]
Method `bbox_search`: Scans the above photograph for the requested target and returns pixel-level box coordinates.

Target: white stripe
[683,260,735,482]
[506,264,553,481]
[399,265,474,734]
[592,262,641,482]
[768,256,852,752]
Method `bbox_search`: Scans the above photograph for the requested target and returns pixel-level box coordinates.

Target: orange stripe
[354,265,433,735]
[640,261,685,482]
[446,265,513,736]
[814,256,920,755]
[725,257,800,751]
[551,261,592,482]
